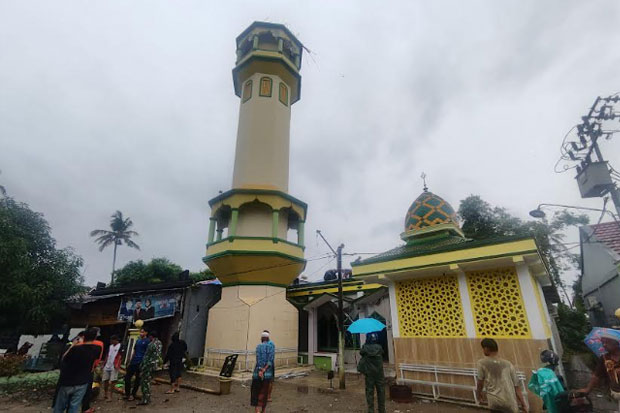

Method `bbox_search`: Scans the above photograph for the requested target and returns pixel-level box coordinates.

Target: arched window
[242,80,252,103]
[279,82,288,106]
[259,77,272,97]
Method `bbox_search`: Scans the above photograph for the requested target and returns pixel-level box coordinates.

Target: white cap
[261,331,270,338]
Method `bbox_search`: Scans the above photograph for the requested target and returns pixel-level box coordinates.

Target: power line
[212,253,333,279]
[303,256,336,279]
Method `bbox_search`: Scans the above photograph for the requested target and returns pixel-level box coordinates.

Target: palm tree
[90,210,140,284]
[0,170,6,197]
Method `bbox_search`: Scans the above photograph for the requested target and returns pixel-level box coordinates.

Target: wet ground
[1,370,482,413]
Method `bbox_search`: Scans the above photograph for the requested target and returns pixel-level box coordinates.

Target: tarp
[117,292,182,322]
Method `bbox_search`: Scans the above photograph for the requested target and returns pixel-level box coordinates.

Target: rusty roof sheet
[590,221,620,255]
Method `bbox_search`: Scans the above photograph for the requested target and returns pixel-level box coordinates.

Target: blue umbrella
[347,318,386,334]
[584,327,620,357]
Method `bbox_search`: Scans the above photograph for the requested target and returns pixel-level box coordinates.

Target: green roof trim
[222,281,290,288]
[235,21,303,49]
[352,235,537,267]
[202,249,306,263]
[232,54,302,104]
[354,250,539,278]
[208,188,307,214]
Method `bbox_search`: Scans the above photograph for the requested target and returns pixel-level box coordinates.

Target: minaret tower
[203,22,306,372]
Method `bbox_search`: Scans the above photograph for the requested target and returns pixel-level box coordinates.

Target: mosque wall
[393,336,548,411]
[390,266,553,411]
[392,265,551,340]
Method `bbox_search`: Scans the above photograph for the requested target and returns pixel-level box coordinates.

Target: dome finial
[421,172,428,192]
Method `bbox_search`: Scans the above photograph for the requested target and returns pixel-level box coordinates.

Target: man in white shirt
[102,335,121,402]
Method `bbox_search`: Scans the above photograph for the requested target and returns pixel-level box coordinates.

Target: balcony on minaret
[232,22,303,105]
[203,188,307,287]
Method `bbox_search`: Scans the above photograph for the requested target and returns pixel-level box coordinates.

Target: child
[102,335,121,401]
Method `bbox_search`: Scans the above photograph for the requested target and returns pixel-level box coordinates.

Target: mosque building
[200,21,561,410]
[202,22,307,373]
[351,188,561,409]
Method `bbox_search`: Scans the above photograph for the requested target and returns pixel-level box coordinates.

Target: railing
[398,363,529,409]
[204,347,298,372]
[206,236,304,250]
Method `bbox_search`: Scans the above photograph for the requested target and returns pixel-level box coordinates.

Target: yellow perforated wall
[395,275,466,337]
[466,267,531,338]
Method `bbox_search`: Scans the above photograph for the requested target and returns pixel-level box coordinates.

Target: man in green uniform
[138,330,162,406]
[358,333,385,413]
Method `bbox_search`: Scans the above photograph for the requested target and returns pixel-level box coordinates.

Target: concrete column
[229,209,239,237]
[387,281,400,338]
[536,279,565,377]
[298,221,305,247]
[358,306,367,345]
[208,218,216,244]
[456,269,476,337]
[515,261,546,339]
[308,307,316,364]
[272,209,279,240]
[216,228,223,241]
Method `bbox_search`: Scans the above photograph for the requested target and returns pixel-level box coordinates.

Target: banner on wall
[117,293,181,322]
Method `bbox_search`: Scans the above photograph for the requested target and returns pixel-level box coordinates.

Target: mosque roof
[401,190,463,241]
[353,234,534,266]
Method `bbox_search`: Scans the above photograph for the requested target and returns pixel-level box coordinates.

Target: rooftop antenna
[421,172,428,192]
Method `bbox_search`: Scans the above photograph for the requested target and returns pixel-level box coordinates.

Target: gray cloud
[1,0,619,286]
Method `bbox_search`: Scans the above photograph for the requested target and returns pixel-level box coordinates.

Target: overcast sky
[1,1,619,287]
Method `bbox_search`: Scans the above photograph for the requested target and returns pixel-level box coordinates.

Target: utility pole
[336,243,345,390]
[562,94,620,217]
[316,230,346,389]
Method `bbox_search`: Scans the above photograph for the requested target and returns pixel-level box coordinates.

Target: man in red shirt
[53,329,100,413]
[81,328,104,413]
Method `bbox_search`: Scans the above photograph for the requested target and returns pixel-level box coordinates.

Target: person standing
[124,328,149,401]
[476,338,529,413]
[102,335,121,402]
[577,334,620,410]
[138,330,162,406]
[261,330,275,402]
[250,331,275,413]
[528,350,565,413]
[358,333,385,413]
[164,332,187,394]
[53,329,100,413]
[81,328,104,413]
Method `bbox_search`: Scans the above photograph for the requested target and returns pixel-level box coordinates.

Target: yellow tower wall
[204,284,298,373]
[232,73,292,192]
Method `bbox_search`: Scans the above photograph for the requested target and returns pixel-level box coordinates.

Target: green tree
[114,257,183,287]
[189,268,215,283]
[90,211,140,284]
[0,197,84,336]
[556,302,590,354]
[458,195,588,306]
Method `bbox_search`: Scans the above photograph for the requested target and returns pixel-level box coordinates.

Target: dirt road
[1,371,482,413]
